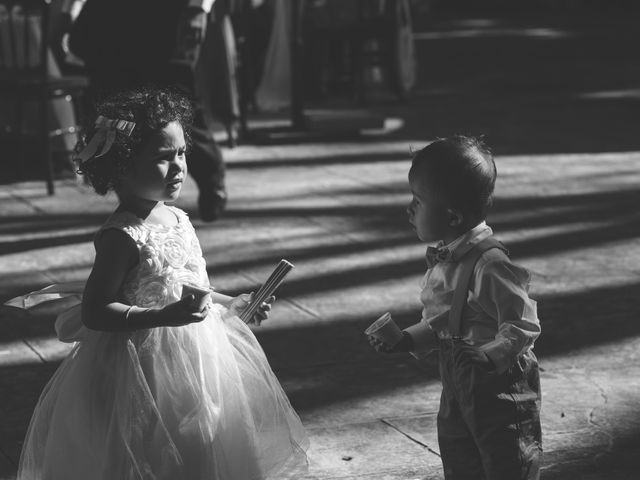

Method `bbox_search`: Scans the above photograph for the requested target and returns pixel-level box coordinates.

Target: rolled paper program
[181,283,211,311]
[240,259,294,324]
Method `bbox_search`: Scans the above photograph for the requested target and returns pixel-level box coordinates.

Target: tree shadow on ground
[195,183,640,276]
[0,213,108,235]
[0,360,59,472]
[3,177,638,275]
[2,277,640,474]
[542,429,640,479]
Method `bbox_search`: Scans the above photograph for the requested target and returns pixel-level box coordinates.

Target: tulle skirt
[16,304,308,480]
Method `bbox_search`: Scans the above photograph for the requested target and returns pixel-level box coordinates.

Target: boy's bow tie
[426,245,452,268]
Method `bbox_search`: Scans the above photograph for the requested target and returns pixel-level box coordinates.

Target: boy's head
[407,135,496,243]
[75,88,193,195]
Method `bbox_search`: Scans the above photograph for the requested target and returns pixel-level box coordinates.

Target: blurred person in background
[56,0,228,221]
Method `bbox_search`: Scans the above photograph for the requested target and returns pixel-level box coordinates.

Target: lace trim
[98,206,188,242]
[93,206,207,308]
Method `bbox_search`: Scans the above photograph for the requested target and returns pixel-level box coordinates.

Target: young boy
[369,136,542,480]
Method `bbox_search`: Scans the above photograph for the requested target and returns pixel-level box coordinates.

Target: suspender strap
[448,237,508,338]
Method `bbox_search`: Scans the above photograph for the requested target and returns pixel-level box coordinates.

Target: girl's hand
[227,293,252,319]
[227,293,276,325]
[252,295,275,326]
[156,295,209,327]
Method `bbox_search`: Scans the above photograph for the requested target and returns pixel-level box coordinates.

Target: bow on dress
[4,281,88,342]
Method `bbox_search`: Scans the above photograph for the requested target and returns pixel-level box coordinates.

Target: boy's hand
[454,343,494,369]
[157,295,209,327]
[368,331,414,354]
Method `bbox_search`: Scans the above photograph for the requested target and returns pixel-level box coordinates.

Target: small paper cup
[365,312,404,346]
[181,284,211,311]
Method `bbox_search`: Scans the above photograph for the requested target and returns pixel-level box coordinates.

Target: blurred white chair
[0,0,88,194]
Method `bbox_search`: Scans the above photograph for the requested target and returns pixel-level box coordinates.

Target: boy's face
[407,169,451,242]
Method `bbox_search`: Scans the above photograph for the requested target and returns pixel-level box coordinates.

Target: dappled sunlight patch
[577,89,640,100]
[496,151,640,191]
[223,139,427,164]
[0,339,43,367]
[414,27,571,41]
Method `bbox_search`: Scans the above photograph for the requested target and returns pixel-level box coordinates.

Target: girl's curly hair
[75,88,193,195]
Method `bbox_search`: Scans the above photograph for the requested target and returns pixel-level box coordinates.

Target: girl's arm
[210,291,232,306]
[81,228,152,331]
[82,229,206,331]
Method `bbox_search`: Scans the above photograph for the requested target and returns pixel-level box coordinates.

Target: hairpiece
[77,115,136,162]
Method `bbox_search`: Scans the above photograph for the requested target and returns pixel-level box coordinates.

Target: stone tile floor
[3,6,640,478]
[2,143,640,479]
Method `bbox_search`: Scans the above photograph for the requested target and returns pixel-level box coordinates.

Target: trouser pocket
[439,343,542,480]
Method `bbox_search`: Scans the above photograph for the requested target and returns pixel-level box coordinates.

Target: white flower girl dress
[11,207,309,480]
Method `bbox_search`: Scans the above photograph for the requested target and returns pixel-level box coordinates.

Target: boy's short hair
[75,87,193,195]
[410,135,496,221]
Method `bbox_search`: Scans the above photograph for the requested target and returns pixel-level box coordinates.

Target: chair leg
[71,91,85,180]
[225,122,237,148]
[41,92,54,195]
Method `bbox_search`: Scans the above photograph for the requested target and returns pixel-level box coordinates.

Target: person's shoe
[198,189,227,222]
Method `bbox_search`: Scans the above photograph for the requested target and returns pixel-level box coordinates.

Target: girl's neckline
[113,205,182,229]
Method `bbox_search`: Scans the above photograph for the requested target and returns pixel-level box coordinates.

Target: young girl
[12,88,309,480]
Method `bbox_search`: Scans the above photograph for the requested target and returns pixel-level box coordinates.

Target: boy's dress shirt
[405,222,541,373]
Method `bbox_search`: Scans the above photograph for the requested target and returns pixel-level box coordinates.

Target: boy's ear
[447,208,464,227]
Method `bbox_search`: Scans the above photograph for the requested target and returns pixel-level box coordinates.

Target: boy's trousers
[437,339,542,480]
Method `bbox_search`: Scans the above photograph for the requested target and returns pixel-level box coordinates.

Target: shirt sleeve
[403,310,446,358]
[473,256,541,373]
[189,0,216,13]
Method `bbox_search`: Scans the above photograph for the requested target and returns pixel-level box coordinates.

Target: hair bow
[426,245,452,268]
[77,115,136,162]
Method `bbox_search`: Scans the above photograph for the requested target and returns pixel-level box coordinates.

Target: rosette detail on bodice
[101,208,210,308]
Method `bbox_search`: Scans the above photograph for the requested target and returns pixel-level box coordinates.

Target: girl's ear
[447,208,463,227]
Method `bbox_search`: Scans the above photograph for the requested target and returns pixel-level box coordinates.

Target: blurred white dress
[15,206,309,480]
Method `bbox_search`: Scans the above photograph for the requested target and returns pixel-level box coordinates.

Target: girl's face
[407,170,451,243]
[120,121,187,203]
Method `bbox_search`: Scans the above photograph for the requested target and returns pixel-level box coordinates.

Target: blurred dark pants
[68,0,226,196]
[437,339,542,480]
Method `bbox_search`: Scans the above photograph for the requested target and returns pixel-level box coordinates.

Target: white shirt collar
[440,221,493,261]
